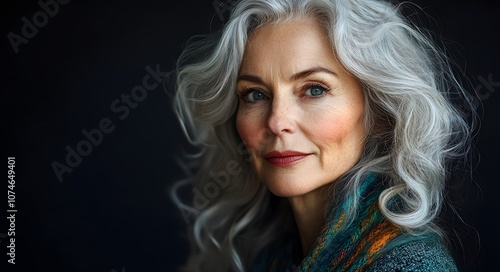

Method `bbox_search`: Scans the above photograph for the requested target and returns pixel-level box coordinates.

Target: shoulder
[367,236,459,272]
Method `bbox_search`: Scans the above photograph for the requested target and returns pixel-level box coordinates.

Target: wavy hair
[170,0,477,271]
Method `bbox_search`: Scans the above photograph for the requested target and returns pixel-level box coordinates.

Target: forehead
[239,18,340,76]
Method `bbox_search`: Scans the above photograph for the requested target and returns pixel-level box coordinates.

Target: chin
[263,179,319,198]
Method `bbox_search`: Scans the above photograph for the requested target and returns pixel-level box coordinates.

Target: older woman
[171,0,476,271]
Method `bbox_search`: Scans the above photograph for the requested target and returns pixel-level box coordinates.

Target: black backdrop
[1,0,499,271]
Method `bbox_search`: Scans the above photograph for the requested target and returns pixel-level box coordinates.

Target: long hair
[170,0,477,271]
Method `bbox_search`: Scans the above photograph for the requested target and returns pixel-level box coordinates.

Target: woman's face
[236,18,366,197]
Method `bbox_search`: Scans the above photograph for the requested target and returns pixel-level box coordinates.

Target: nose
[267,95,295,136]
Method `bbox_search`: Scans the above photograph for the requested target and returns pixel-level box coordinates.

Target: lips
[264,150,311,166]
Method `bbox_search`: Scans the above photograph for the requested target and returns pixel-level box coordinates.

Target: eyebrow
[289,67,337,81]
[237,66,337,84]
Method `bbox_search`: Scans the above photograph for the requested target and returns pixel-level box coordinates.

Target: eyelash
[238,87,266,103]
[303,82,331,98]
[238,82,332,103]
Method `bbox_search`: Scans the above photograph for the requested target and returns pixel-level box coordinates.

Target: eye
[304,83,330,97]
[241,89,266,102]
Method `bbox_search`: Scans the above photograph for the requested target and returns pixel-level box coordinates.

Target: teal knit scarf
[251,173,404,272]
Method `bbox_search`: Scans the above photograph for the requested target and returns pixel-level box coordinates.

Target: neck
[288,185,330,257]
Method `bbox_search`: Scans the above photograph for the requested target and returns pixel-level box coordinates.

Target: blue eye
[305,85,327,97]
[244,90,266,102]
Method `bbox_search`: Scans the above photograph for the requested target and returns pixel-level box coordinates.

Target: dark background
[1,0,498,271]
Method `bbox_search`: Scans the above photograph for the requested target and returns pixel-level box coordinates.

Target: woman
[170,0,477,271]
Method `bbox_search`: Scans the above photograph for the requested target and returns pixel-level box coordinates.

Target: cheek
[303,106,351,141]
[236,111,267,174]
[306,107,366,156]
[236,110,262,151]
[310,119,350,149]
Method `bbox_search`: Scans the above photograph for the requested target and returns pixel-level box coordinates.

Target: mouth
[264,150,311,167]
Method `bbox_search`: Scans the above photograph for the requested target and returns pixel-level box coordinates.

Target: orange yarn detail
[366,222,400,260]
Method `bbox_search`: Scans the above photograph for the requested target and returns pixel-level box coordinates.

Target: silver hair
[170,0,476,271]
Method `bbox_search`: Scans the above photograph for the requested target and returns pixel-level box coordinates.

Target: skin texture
[235,18,366,255]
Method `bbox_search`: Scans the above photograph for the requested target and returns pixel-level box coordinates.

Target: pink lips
[264,150,311,166]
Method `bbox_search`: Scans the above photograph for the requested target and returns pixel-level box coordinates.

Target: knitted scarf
[251,173,403,272]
